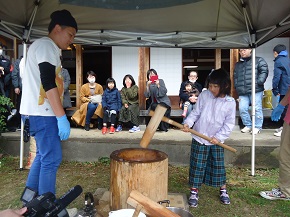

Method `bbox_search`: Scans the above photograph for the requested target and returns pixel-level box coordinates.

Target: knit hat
[273,44,286,54]
[48,10,78,32]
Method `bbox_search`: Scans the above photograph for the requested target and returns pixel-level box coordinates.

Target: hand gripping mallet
[148,110,237,153]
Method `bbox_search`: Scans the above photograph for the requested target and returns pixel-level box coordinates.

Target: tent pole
[19,42,27,170]
[251,47,256,176]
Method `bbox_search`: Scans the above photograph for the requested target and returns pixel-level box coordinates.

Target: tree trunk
[110,148,168,210]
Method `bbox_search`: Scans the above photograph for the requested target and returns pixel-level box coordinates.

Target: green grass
[0,156,289,217]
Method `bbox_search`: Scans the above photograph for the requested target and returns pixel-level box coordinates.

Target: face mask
[0,49,3,56]
[88,77,95,83]
[189,79,196,83]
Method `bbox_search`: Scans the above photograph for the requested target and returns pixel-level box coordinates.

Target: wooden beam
[138,47,150,110]
[230,49,239,99]
[75,45,83,108]
[13,38,17,60]
[215,48,221,69]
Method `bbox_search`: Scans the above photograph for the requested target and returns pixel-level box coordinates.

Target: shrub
[0,95,14,132]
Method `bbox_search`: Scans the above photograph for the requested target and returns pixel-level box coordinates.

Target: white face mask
[189,79,196,83]
[0,49,3,56]
[88,77,95,83]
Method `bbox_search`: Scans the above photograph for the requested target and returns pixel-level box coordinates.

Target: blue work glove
[271,104,285,122]
[56,115,71,140]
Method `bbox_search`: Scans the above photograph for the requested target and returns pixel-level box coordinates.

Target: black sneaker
[220,189,230,205]
[188,188,198,207]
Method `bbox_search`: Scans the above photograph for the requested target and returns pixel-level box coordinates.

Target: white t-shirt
[19,57,25,79]
[20,37,63,116]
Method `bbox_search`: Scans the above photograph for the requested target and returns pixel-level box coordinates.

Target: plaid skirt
[189,139,226,188]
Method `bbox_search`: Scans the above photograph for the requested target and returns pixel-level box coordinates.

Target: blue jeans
[239,91,263,129]
[85,103,99,124]
[26,116,62,195]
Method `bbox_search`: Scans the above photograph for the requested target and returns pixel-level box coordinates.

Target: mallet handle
[148,111,237,153]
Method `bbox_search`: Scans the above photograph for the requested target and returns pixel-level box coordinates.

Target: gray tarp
[0,0,289,48]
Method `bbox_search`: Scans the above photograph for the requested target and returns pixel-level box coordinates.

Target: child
[183,68,236,207]
[179,81,200,117]
[101,78,122,134]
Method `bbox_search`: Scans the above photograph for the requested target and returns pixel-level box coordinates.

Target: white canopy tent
[0,0,289,174]
[0,0,289,47]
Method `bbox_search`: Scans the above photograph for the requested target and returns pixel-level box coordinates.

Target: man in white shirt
[20,9,77,195]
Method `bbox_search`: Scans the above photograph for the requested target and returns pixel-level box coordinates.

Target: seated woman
[116,74,140,133]
[144,68,171,132]
[71,71,103,131]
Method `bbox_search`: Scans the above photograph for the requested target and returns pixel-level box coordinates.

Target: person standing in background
[234,48,268,135]
[260,86,290,200]
[11,56,23,129]
[20,9,77,195]
[271,44,290,137]
[61,66,72,110]
[0,44,11,97]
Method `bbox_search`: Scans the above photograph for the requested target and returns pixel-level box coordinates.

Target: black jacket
[11,57,22,89]
[179,81,202,102]
[0,55,11,75]
[234,56,268,96]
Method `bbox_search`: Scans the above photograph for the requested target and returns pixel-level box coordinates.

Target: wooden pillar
[230,49,239,99]
[75,45,83,108]
[138,47,150,110]
[215,48,221,69]
[13,38,17,60]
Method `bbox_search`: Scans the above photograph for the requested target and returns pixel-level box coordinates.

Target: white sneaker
[275,127,283,133]
[274,130,282,137]
[129,126,140,133]
[251,128,261,135]
[241,126,251,133]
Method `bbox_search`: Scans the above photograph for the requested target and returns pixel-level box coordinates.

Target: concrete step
[0,126,281,168]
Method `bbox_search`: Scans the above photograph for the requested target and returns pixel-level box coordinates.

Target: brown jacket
[71,83,104,126]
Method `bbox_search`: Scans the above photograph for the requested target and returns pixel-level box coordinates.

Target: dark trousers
[103,110,117,126]
[14,92,22,127]
[147,102,171,132]
[279,95,288,126]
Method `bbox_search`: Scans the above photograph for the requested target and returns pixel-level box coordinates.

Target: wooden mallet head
[139,104,167,148]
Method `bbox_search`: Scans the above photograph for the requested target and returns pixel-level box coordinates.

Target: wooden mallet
[140,104,168,148]
[127,190,181,217]
[148,110,237,153]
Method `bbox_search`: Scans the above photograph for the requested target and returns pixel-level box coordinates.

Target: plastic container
[108,209,146,217]
[263,90,273,109]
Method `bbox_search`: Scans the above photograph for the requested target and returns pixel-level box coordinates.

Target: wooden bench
[139,95,183,122]
[139,109,182,117]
